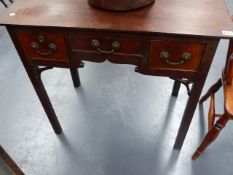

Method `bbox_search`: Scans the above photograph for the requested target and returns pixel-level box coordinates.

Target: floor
[0,7,233,175]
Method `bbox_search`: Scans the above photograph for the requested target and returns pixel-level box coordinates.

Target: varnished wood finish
[88,0,155,11]
[149,40,205,74]
[69,33,144,65]
[70,35,143,55]
[0,0,232,150]
[0,0,232,38]
[224,65,233,116]
[18,31,68,61]
[226,54,233,84]
[208,94,215,131]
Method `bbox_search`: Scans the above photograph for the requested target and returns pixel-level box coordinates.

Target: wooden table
[0,0,233,150]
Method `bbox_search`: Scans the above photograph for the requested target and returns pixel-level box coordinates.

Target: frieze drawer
[149,40,205,73]
[69,35,144,65]
[17,31,68,61]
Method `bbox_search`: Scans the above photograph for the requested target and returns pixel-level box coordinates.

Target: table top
[0,0,233,38]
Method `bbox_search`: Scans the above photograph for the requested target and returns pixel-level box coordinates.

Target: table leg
[28,66,62,134]
[171,80,181,97]
[7,28,62,134]
[173,42,218,150]
[70,68,81,87]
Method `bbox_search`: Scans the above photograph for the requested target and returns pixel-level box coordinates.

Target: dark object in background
[88,0,155,11]
[0,0,13,8]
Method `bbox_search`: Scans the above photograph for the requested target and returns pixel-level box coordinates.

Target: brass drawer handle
[160,51,191,65]
[30,35,57,56]
[91,39,120,54]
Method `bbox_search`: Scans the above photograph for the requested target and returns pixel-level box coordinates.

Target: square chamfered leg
[171,80,181,97]
[173,41,219,150]
[25,65,62,134]
[70,68,81,87]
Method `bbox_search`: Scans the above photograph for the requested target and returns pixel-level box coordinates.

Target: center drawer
[69,34,144,65]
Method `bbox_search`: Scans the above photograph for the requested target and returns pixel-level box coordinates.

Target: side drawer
[149,40,205,73]
[17,31,68,61]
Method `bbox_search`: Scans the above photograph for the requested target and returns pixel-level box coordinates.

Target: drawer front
[149,40,205,72]
[69,34,144,65]
[18,31,68,61]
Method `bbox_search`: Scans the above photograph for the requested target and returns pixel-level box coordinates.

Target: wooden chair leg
[199,79,222,103]
[208,93,215,131]
[192,114,229,160]
[8,0,13,3]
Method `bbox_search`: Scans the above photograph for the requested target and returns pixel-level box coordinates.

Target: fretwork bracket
[170,77,193,96]
[31,66,53,80]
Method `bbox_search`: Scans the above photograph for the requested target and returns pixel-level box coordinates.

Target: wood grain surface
[0,0,232,38]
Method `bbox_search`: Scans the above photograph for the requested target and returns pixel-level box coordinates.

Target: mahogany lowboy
[16,29,209,79]
[0,0,233,150]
